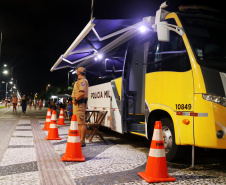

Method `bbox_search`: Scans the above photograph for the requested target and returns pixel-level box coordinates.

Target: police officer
[71,67,89,147]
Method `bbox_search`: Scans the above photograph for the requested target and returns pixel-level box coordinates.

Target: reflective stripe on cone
[70,121,79,130]
[51,114,57,121]
[49,123,57,129]
[68,136,80,143]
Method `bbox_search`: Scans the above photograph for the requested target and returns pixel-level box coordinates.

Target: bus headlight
[203,94,226,107]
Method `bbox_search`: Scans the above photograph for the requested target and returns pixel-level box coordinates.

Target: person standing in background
[11,93,18,114]
[34,100,37,110]
[39,99,43,110]
[5,98,7,108]
[28,98,32,110]
[21,95,27,114]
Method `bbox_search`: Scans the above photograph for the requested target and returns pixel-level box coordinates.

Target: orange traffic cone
[61,115,85,162]
[58,108,66,125]
[138,121,176,183]
[43,108,51,130]
[46,110,61,140]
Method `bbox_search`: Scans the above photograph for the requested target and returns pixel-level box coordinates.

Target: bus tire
[160,117,182,161]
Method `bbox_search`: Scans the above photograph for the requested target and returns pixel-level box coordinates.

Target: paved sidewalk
[0,108,149,185]
[31,117,74,185]
[0,108,226,185]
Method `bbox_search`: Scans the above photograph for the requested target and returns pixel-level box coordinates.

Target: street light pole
[68,69,74,87]
[11,66,13,79]
[91,0,95,19]
[68,71,70,87]
[5,82,8,100]
[0,32,2,66]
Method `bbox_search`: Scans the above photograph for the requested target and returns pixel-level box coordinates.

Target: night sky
[0,0,224,97]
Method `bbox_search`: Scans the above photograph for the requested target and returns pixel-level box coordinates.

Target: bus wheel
[160,117,178,161]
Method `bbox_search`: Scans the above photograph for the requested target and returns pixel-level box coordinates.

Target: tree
[68,82,75,91]
[37,85,73,101]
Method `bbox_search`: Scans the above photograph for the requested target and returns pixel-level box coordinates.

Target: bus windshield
[180,15,226,73]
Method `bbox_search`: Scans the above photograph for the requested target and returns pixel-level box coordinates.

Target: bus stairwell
[123,91,145,136]
[122,37,146,137]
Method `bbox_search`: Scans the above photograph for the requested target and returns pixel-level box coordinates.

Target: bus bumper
[194,94,226,149]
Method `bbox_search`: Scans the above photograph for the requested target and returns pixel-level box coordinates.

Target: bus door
[121,35,148,136]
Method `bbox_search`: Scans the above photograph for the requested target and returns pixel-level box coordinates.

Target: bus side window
[146,33,157,73]
[147,19,191,73]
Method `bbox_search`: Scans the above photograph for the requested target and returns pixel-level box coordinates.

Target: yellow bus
[51,2,226,161]
[143,4,226,161]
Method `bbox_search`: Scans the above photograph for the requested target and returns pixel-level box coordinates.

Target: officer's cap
[77,67,86,74]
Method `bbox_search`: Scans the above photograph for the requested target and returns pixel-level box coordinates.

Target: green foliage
[37,84,74,100]
[68,82,75,91]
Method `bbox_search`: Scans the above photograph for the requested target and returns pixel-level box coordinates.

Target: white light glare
[72,70,77,74]
[94,54,103,61]
[139,25,148,33]
[97,54,103,59]
[3,70,8,74]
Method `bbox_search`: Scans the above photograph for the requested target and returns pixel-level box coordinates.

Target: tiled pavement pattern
[0,118,40,184]
[31,117,75,185]
[0,108,225,184]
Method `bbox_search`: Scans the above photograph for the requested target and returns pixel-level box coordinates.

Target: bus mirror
[157,21,170,42]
